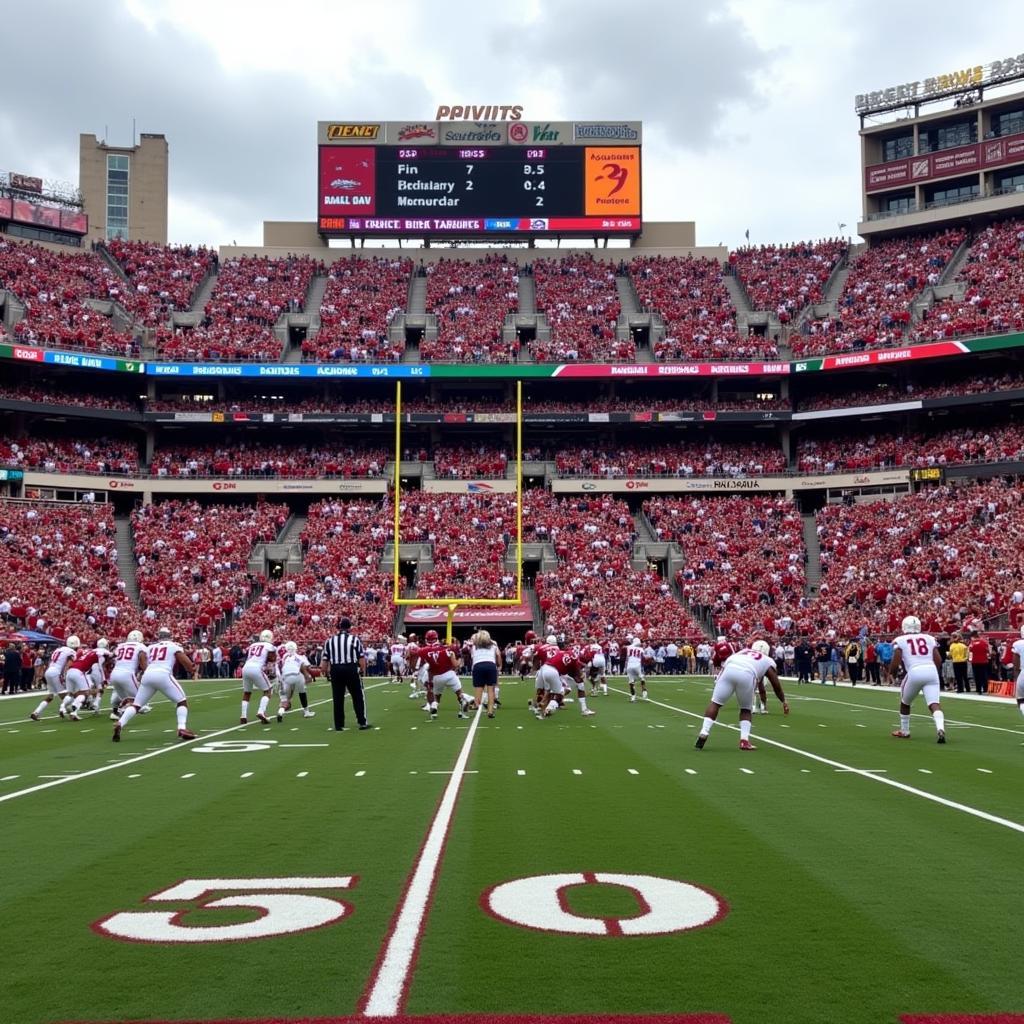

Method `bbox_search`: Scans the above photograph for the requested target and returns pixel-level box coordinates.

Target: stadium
[2,20,1024,1024]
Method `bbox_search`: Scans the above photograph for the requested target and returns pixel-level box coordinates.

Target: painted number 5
[93,876,356,943]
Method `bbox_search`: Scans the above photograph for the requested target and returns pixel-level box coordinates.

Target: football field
[2,675,1023,1024]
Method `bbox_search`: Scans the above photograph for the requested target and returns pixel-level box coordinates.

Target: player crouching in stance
[240,630,277,724]
[695,640,789,751]
[417,630,474,719]
[534,639,595,718]
[113,627,196,742]
[276,641,316,722]
[890,615,946,743]
[470,629,502,719]
[1012,626,1024,718]
[625,637,647,702]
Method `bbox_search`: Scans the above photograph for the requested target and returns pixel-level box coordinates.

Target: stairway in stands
[802,513,822,597]
[189,267,218,313]
[114,516,142,607]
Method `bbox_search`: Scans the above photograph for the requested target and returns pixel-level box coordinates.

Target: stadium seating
[793,228,966,356]
[0,238,139,356]
[0,382,138,411]
[132,500,288,640]
[911,218,1024,342]
[149,443,388,478]
[531,255,633,362]
[420,256,519,363]
[0,437,139,475]
[105,240,216,326]
[644,496,806,636]
[303,256,411,362]
[795,370,1024,411]
[0,500,141,642]
[431,445,509,479]
[523,492,697,639]
[730,240,847,322]
[550,442,788,477]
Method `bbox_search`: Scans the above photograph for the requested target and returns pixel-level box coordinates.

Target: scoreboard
[317,120,642,237]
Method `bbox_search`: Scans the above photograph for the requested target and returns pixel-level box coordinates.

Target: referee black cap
[338,616,352,631]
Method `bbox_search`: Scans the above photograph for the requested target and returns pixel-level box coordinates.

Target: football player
[889,615,946,743]
[276,641,316,721]
[240,630,277,724]
[416,629,472,719]
[624,636,647,702]
[113,627,196,742]
[695,640,790,751]
[108,630,150,720]
[30,638,77,721]
[1011,626,1024,717]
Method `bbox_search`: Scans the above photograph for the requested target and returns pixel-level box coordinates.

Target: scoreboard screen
[317,120,641,237]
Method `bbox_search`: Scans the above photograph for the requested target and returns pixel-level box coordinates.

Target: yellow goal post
[392,379,524,643]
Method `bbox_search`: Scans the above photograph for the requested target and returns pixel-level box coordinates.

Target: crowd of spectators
[795,421,1024,473]
[0,382,138,412]
[793,229,966,357]
[154,255,321,362]
[431,445,509,479]
[225,499,396,643]
[0,238,139,356]
[132,500,288,640]
[401,493,517,600]
[795,371,1024,411]
[548,441,788,477]
[0,437,139,475]
[644,496,806,635]
[523,491,698,639]
[0,500,142,643]
[814,480,1024,638]
[912,219,1024,343]
[421,256,519,363]
[149,443,388,478]
[531,255,632,362]
[105,240,216,326]
[729,240,847,322]
[303,256,411,363]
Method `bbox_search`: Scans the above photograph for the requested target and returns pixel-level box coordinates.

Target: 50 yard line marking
[610,687,1024,837]
[360,702,483,1017]
[0,683,389,806]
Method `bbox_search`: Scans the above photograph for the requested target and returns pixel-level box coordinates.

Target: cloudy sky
[3,0,1017,247]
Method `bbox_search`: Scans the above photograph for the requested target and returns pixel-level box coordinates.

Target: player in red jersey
[530,634,561,709]
[61,637,100,721]
[546,646,594,718]
[416,629,472,719]
[711,635,737,673]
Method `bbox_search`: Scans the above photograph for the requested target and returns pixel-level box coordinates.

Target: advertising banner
[422,480,517,493]
[149,362,426,378]
[551,361,791,378]
[319,146,377,217]
[551,469,910,495]
[21,472,388,496]
[0,343,143,374]
[12,200,61,228]
[0,197,11,219]
[584,147,641,217]
[10,173,43,193]
[59,210,88,234]
[506,121,574,145]
[320,216,641,234]
[404,604,532,624]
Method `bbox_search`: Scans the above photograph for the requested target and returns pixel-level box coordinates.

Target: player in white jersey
[30,641,77,720]
[108,631,150,719]
[88,639,115,711]
[890,616,946,742]
[113,627,196,742]
[390,635,408,685]
[695,641,790,751]
[405,635,427,699]
[1011,626,1024,717]
[240,630,277,724]
[585,640,607,696]
[625,638,647,702]
[276,641,316,722]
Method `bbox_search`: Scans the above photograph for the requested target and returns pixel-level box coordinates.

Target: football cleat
[239,716,247,725]
[641,690,649,700]
[59,708,67,720]
[936,730,946,744]
[629,694,637,703]
[30,712,40,722]
[695,734,708,750]
[109,712,120,721]
[739,739,757,750]
[581,708,597,717]
[257,713,269,724]
[303,709,316,718]
[276,710,284,723]
[69,711,81,722]
[139,704,153,714]
[891,730,911,739]
[112,724,121,743]
[177,728,197,740]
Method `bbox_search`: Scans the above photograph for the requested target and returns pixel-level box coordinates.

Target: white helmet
[96,638,109,649]
[901,615,922,634]
[546,634,557,644]
[260,629,274,643]
[67,635,81,649]
[157,626,173,639]
[128,630,144,643]
[631,637,640,646]
[752,640,771,657]
[716,635,726,643]
[285,641,298,654]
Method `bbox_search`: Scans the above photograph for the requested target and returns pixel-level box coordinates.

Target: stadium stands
[550,442,788,477]
[149,443,388,478]
[105,239,216,326]
[730,240,847,322]
[0,437,139,475]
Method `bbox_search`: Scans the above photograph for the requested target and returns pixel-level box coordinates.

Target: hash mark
[740,767,755,775]
[627,768,639,775]
[297,771,309,778]
[977,768,993,774]
[517,769,526,776]
[241,771,254,778]
[180,773,195,779]
[572,769,583,775]
[355,770,366,777]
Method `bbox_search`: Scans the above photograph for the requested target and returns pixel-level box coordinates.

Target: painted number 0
[93,877,356,943]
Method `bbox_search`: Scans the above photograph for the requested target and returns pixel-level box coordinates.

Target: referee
[323,617,373,732]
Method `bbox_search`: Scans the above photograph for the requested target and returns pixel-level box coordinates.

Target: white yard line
[609,687,1024,837]
[360,703,483,1017]
[0,682,389,806]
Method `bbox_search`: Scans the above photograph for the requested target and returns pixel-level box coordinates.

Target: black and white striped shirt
[324,631,363,667]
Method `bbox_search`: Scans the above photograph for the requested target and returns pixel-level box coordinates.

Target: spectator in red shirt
[968,633,992,694]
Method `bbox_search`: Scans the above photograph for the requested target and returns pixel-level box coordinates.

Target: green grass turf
[1,675,1022,1024]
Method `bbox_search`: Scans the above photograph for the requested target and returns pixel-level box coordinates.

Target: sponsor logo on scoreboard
[440,121,506,145]
[574,121,642,142]
[319,147,376,215]
[325,123,381,140]
[508,121,569,144]
[394,123,437,142]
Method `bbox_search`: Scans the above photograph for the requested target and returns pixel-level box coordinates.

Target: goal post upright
[392,378,525,644]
